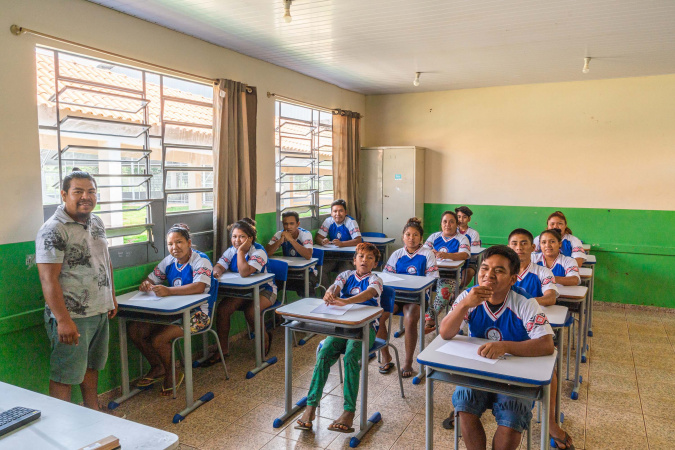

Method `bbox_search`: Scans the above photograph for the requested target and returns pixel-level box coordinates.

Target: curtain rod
[267,92,345,114]
[10,24,220,86]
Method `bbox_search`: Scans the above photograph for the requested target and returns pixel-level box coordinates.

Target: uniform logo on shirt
[439,247,448,253]
[350,287,361,295]
[337,232,342,239]
[486,327,503,341]
[290,249,296,256]
[173,279,183,287]
[406,266,417,275]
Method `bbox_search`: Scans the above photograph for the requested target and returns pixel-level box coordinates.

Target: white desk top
[579,267,592,278]
[270,256,318,269]
[556,284,588,300]
[437,259,465,269]
[417,335,557,386]
[373,271,437,292]
[117,291,209,314]
[582,244,591,251]
[314,244,357,253]
[541,304,569,327]
[584,254,597,264]
[0,382,178,449]
[471,247,486,255]
[362,236,396,245]
[218,271,275,287]
[276,297,382,327]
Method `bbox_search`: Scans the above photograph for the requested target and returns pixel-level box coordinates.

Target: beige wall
[365,75,675,211]
[0,0,365,245]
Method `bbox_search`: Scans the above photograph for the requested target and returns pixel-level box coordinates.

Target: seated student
[532,229,581,286]
[265,210,316,296]
[208,218,277,364]
[422,210,471,333]
[315,199,363,287]
[456,206,481,284]
[379,217,438,378]
[295,243,383,434]
[533,211,586,267]
[128,224,216,395]
[508,229,575,449]
[508,228,559,306]
[439,245,556,450]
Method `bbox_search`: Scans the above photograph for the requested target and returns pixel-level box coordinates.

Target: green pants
[306,328,376,412]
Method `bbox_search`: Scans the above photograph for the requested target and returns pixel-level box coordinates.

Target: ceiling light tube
[413,72,421,87]
[582,57,591,74]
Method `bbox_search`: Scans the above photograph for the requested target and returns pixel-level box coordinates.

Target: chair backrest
[267,259,289,282]
[361,232,387,238]
[380,286,395,314]
[311,248,324,267]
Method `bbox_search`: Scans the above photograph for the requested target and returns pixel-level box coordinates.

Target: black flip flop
[550,432,575,449]
[379,361,395,374]
[442,415,454,429]
[199,352,225,368]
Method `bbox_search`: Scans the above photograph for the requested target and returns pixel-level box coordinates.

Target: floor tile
[202,423,276,450]
[644,414,675,449]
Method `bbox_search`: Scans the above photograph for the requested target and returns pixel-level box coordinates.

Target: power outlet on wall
[26,253,36,269]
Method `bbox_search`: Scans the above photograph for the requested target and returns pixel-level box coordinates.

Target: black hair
[508,228,534,244]
[547,211,573,235]
[403,217,424,236]
[481,245,521,276]
[330,199,347,211]
[62,167,97,192]
[539,228,562,243]
[281,211,300,222]
[355,242,381,263]
[440,210,459,228]
[455,206,473,218]
[228,217,257,242]
[167,223,191,241]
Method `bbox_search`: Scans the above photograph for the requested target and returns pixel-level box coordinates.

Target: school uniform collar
[482,291,510,320]
[542,253,561,269]
[404,245,425,258]
[439,232,460,242]
[353,270,372,281]
[517,262,532,281]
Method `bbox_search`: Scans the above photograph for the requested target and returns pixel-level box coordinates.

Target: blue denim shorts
[452,386,533,433]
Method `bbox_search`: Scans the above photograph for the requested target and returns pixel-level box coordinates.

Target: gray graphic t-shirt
[36,205,114,318]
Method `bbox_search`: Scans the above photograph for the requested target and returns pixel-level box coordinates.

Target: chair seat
[263,300,282,313]
[370,337,387,352]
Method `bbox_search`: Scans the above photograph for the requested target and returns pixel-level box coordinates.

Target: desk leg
[109,316,142,409]
[351,323,381,448]
[304,267,310,298]
[556,329,563,426]
[426,366,433,450]
[413,290,427,384]
[273,325,306,428]
[571,300,584,400]
[541,383,551,450]
[246,286,277,379]
[587,269,595,337]
[581,293,589,364]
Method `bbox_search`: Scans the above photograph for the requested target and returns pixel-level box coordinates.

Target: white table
[418,335,557,450]
[541,304,570,426]
[470,246,486,256]
[582,244,591,252]
[0,382,178,449]
[362,236,396,264]
[273,298,383,448]
[556,284,588,400]
[582,254,596,265]
[270,256,318,297]
[110,291,212,423]
[374,271,437,384]
[218,272,277,379]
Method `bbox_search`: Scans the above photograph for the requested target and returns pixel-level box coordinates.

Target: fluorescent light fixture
[582,57,591,74]
[413,72,421,87]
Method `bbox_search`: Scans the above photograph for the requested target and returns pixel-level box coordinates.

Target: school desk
[362,236,396,263]
[273,298,383,448]
[579,267,595,338]
[218,272,278,379]
[541,304,571,426]
[110,291,212,423]
[556,284,588,401]
[418,335,557,450]
[0,381,178,449]
[269,256,318,297]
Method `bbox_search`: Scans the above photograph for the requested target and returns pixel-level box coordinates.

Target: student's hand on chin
[478,341,508,359]
[465,286,492,307]
[152,285,170,297]
[239,237,253,253]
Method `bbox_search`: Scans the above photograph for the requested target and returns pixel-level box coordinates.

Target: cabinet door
[382,148,416,247]
[359,149,383,233]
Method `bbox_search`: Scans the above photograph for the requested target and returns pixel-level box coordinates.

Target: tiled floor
[104,302,675,449]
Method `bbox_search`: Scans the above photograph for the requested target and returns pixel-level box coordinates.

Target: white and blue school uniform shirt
[317,216,361,242]
[217,243,277,295]
[451,288,554,342]
[515,262,559,299]
[534,233,586,262]
[268,227,313,257]
[384,246,439,279]
[531,253,580,285]
[148,249,217,315]
[424,232,471,256]
[332,270,383,307]
[459,227,481,248]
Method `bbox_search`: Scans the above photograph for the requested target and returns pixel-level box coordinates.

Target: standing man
[36,169,119,414]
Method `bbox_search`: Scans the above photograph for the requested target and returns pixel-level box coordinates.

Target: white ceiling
[86,0,675,95]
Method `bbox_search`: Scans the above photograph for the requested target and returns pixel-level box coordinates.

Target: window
[36,47,214,250]
[275,101,333,229]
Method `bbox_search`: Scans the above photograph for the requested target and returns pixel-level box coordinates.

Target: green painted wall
[424,203,675,309]
[0,211,280,397]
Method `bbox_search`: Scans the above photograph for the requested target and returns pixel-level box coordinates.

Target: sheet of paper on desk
[322,243,337,248]
[436,340,499,365]
[219,272,241,280]
[311,303,354,315]
[376,272,404,283]
[127,291,162,302]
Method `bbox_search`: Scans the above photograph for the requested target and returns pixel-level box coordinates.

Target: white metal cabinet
[359,146,425,247]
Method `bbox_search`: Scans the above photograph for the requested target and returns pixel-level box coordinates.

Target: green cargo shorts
[45,312,110,385]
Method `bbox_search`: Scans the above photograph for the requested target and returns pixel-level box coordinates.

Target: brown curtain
[332,110,362,222]
[213,79,258,257]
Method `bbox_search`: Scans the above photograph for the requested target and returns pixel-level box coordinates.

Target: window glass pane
[167,192,213,213]
[165,170,213,190]
[165,146,213,167]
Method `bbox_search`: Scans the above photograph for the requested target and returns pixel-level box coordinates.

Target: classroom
[1,0,674,449]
